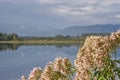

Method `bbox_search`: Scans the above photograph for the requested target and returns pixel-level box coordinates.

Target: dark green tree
[11,33,18,40]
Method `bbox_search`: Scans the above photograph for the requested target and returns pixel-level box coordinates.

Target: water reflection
[0,44,19,51]
[0,43,80,51]
[0,44,79,80]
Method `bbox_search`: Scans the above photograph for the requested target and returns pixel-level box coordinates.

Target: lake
[0,44,80,80]
[0,44,120,80]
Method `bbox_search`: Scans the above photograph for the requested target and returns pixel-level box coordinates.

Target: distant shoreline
[0,40,83,45]
[0,32,109,45]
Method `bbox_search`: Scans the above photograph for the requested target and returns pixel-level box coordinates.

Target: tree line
[0,33,19,41]
[0,32,109,41]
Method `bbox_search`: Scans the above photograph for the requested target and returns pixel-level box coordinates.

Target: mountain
[60,24,120,36]
[1,24,120,36]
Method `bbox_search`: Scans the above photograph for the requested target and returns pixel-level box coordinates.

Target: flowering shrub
[28,67,42,80]
[21,30,120,80]
[74,31,120,80]
[40,57,74,80]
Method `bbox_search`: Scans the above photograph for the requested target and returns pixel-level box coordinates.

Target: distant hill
[1,24,120,36]
[60,24,120,36]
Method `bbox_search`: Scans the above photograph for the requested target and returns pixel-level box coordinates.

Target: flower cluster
[21,75,27,80]
[21,57,72,80]
[21,67,42,80]
[74,30,120,80]
[41,57,72,80]
[28,67,42,80]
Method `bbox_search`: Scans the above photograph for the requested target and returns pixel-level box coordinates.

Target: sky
[0,0,120,35]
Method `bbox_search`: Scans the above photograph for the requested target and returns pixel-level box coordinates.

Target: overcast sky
[0,0,120,31]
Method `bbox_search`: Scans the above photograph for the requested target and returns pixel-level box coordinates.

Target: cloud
[1,0,120,16]
[99,0,120,7]
[52,6,94,16]
[115,15,120,18]
[0,0,120,30]
[21,25,25,30]
[0,0,39,5]
[37,0,120,17]
[39,0,65,4]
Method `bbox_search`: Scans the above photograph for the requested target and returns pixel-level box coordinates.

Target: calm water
[0,44,79,80]
[0,44,120,80]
